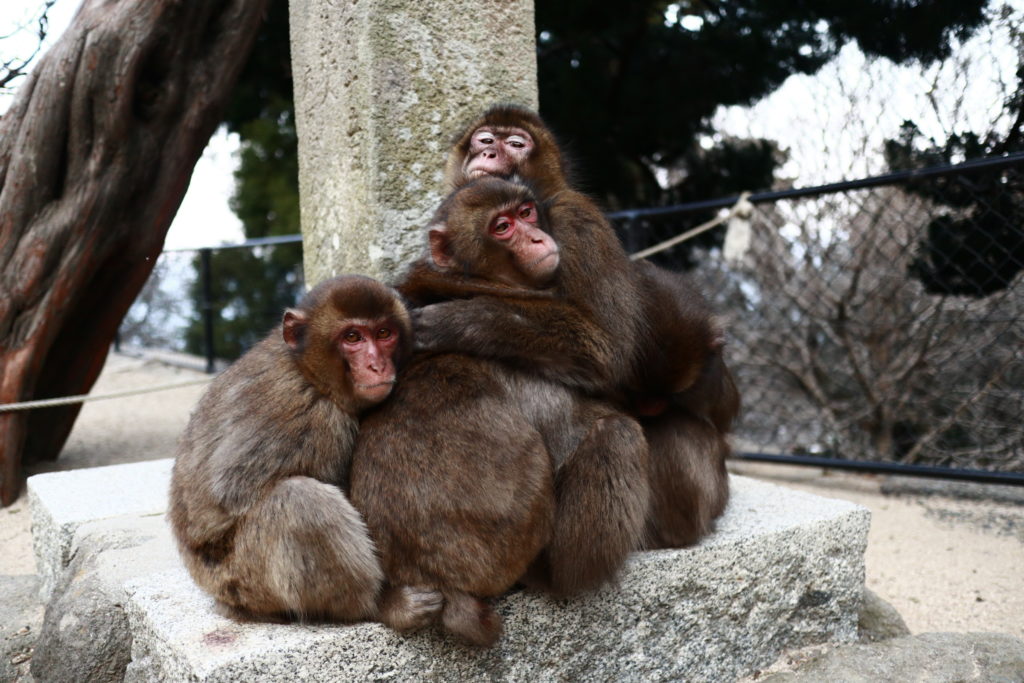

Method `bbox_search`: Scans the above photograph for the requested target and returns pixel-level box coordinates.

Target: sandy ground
[1,350,1022,641]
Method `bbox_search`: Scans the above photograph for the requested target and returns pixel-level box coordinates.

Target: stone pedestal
[28,461,870,682]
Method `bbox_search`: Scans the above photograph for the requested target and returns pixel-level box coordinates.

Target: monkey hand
[411,300,510,354]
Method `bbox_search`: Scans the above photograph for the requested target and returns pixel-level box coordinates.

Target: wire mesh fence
[613,155,1024,474]
[123,155,1024,475]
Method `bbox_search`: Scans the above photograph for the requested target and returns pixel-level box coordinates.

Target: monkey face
[282,276,411,414]
[464,126,534,179]
[338,319,403,406]
[486,200,559,287]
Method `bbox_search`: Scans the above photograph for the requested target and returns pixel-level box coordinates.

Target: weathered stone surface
[30,515,179,683]
[28,462,870,681]
[0,574,43,683]
[121,475,869,682]
[28,459,173,601]
[858,587,911,642]
[761,632,1024,682]
[289,0,538,285]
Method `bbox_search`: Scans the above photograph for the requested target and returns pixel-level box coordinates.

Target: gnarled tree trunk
[0,0,270,505]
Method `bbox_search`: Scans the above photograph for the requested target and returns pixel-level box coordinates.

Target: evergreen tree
[535,0,987,266]
[884,71,1024,296]
[184,0,302,360]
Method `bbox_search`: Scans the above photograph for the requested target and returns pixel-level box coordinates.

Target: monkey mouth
[356,380,397,390]
[530,249,559,267]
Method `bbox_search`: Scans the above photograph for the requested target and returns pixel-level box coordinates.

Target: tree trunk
[0,0,270,505]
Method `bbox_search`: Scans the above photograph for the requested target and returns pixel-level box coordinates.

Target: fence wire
[616,155,1024,474]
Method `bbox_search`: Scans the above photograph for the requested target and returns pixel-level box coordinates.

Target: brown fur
[427,104,738,549]
[349,178,649,646]
[168,275,412,621]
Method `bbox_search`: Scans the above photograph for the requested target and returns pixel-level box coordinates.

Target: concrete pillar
[289,0,538,285]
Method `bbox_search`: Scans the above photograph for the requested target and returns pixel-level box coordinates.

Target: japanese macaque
[419,104,737,548]
[168,275,411,621]
[350,177,649,646]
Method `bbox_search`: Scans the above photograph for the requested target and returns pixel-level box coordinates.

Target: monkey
[168,275,414,622]
[349,177,650,646]
[416,104,737,548]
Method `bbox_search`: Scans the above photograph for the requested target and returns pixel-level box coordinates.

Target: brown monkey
[419,104,737,548]
[168,275,413,621]
[350,177,649,646]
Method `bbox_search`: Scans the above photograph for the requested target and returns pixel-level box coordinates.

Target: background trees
[535,0,988,264]
[183,0,303,360]
[706,186,1023,470]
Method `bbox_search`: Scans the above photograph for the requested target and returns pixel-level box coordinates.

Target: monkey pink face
[339,320,402,405]
[489,201,559,286]
[465,126,534,179]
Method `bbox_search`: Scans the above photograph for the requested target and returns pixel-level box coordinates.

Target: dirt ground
[2,350,1022,640]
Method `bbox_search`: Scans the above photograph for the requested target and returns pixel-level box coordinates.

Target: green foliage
[184,0,302,361]
[884,67,1024,296]
[535,0,987,266]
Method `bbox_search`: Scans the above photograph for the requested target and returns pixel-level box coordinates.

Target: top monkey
[444,105,573,198]
[427,104,738,548]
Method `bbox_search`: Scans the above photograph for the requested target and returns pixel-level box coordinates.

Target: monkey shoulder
[393,353,509,402]
[174,335,357,508]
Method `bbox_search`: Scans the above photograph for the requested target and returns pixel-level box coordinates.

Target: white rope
[0,377,214,413]
[629,191,753,261]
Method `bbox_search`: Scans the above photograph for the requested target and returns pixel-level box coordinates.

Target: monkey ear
[428,225,455,269]
[282,309,308,350]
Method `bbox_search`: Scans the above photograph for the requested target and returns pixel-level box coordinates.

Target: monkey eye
[491,219,514,237]
[343,330,363,344]
[375,327,393,340]
[475,131,495,145]
[507,135,528,148]
[518,202,536,221]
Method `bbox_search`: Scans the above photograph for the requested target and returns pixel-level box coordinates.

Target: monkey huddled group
[169,105,739,646]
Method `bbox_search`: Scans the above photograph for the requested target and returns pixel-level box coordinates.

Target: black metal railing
[117,235,303,374]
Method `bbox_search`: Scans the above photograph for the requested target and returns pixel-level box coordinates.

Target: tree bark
[0,0,270,505]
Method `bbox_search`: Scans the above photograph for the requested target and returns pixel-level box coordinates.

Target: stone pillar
[289,0,538,286]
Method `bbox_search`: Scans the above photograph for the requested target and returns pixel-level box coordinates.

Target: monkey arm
[412,296,620,395]
[399,260,555,307]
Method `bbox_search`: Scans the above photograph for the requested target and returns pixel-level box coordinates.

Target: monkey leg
[642,411,730,549]
[222,476,384,621]
[440,590,502,647]
[377,585,444,633]
[543,412,650,595]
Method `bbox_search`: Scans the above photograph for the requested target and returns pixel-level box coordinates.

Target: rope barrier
[628,191,753,261]
[0,377,214,413]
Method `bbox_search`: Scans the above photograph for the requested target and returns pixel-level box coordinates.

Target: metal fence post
[200,248,215,374]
